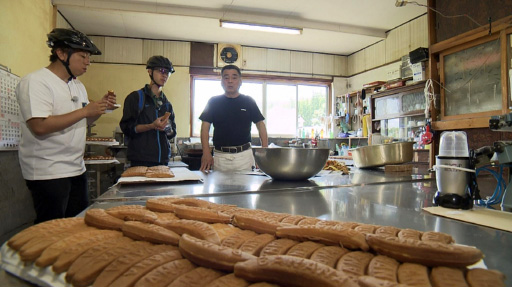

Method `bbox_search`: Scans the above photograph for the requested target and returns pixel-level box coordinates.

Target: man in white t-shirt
[16,28,117,223]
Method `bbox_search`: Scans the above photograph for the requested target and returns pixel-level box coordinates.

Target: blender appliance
[433,131,480,209]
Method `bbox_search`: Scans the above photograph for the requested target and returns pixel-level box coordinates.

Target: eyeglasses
[154,68,171,75]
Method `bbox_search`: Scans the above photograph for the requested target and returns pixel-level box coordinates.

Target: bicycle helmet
[47,28,101,55]
[47,28,101,80]
[146,56,175,71]
[146,56,175,87]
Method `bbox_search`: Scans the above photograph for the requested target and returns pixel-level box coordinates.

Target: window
[191,76,329,137]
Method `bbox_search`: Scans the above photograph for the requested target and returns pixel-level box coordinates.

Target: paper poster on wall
[0,69,21,150]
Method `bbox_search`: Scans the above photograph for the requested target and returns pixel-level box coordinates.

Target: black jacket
[119,85,176,164]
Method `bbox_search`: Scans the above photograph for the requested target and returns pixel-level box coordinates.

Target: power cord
[475,164,511,208]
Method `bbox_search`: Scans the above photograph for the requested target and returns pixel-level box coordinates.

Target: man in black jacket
[119,56,177,167]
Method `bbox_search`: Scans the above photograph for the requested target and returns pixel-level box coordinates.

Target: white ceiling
[53,0,427,55]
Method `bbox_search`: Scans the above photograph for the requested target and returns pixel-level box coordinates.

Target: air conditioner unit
[217,43,242,67]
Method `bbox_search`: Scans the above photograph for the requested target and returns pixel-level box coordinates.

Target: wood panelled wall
[435,1,512,42]
[348,15,428,75]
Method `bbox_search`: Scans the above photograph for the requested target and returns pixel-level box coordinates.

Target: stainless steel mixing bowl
[351,141,414,168]
[252,147,330,181]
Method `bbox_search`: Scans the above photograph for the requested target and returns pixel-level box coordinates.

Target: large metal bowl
[252,147,330,181]
[351,141,414,168]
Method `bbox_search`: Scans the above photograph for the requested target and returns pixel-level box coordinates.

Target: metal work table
[2,168,511,286]
[96,167,433,201]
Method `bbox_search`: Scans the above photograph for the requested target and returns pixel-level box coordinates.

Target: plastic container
[438,131,469,157]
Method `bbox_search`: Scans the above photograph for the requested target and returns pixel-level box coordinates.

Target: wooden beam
[432,117,490,130]
[430,15,512,54]
[427,0,438,168]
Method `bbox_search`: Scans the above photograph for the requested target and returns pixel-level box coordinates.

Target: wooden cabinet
[370,82,427,139]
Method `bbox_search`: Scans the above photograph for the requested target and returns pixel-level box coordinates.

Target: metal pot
[351,141,414,168]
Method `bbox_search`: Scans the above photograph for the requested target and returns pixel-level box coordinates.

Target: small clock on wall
[217,43,242,67]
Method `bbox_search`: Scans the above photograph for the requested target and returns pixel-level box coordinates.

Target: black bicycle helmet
[47,28,101,55]
[47,28,101,80]
[146,56,175,73]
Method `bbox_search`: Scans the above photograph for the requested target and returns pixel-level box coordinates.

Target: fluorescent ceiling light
[220,20,302,35]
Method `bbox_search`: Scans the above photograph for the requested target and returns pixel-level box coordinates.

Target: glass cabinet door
[442,37,502,117]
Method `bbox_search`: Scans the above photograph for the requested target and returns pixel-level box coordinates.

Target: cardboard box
[387,66,401,81]
[411,62,426,81]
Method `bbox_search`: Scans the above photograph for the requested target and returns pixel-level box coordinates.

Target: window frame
[190,74,332,137]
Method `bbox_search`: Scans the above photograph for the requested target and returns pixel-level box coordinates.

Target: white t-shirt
[16,68,89,180]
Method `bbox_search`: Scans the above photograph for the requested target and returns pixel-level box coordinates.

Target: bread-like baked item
[421,231,454,244]
[316,220,359,229]
[122,221,181,245]
[354,224,378,235]
[285,241,324,258]
[8,217,85,251]
[173,205,232,224]
[155,219,221,244]
[309,246,349,268]
[93,244,177,287]
[109,250,183,287]
[71,241,152,287]
[234,255,358,287]
[66,236,134,282]
[153,211,180,221]
[397,229,422,241]
[358,276,410,287]
[239,233,276,256]
[84,155,115,160]
[133,259,196,287]
[205,273,250,287]
[168,267,224,287]
[163,112,171,121]
[146,165,175,178]
[367,255,400,282]
[211,223,242,242]
[259,238,299,256]
[84,208,125,230]
[221,229,258,249]
[146,198,178,212]
[247,283,280,287]
[280,215,306,225]
[375,226,401,238]
[121,166,148,177]
[35,229,107,267]
[366,234,483,267]
[233,213,285,235]
[397,263,432,287]
[146,197,211,213]
[466,268,506,287]
[296,217,321,226]
[52,230,123,273]
[179,233,256,271]
[276,225,369,251]
[19,224,93,262]
[106,206,158,223]
[336,251,374,279]
[429,266,468,287]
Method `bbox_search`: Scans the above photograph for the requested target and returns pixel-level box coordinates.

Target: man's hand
[103,90,118,110]
[152,115,168,131]
[84,100,107,117]
[200,152,214,172]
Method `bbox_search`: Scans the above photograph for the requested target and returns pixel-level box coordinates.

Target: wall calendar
[0,69,21,151]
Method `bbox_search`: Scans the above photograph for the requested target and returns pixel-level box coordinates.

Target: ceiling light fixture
[220,20,302,35]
